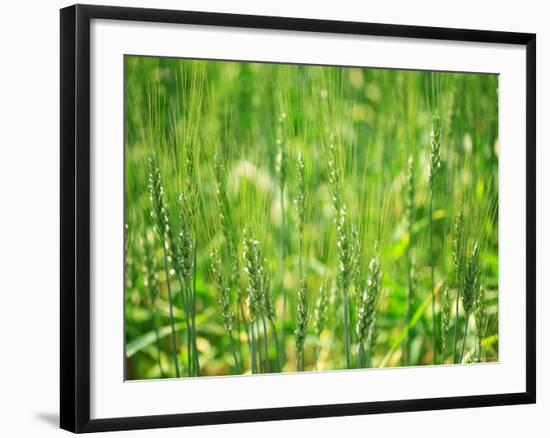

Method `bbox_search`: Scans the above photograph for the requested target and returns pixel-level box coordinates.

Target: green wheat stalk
[259,267,271,373]
[451,212,465,363]
[328,142,354,369]
[294,151,308,371]
[262,267,282,371]
[210,247,241,374]
[174,194,191,375]
[355,244,381,368]
[474,284,487,362]
[182,134,200,376]
[313,281,329,369]
[243,232,270,373]
[214,153,247,369]
[147,153,180,377]
[405,155,416,365]
[459,242,480,363]
[214,154,240,289]
[243,234,260,373]
[440,286,451,363]
[428,112,442,364]
[142,231,165,377]
[276,120,288,366]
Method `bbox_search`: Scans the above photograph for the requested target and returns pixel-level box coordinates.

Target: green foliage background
[124,55,498,379]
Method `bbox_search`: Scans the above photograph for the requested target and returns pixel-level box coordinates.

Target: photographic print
[124,55,499,380]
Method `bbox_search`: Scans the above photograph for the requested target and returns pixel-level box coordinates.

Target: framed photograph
[60,4,536,433]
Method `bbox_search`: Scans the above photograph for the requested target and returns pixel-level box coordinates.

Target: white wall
[0,0,546,436]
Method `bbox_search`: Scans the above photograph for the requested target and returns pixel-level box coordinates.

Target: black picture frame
[60,4,536,433]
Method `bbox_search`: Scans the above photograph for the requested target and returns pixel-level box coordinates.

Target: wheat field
[124,55,498,379]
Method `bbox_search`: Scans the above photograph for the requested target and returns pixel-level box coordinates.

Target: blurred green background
[124,55,498,380]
